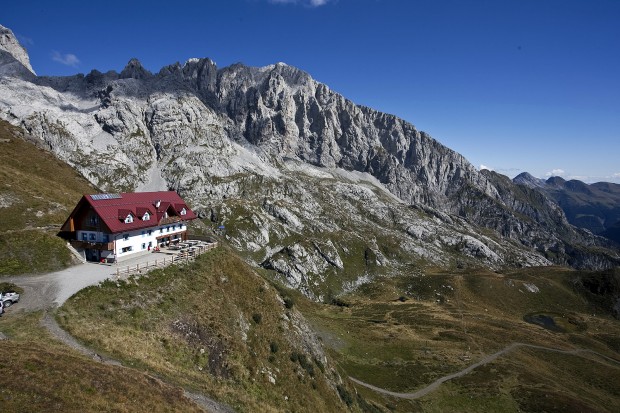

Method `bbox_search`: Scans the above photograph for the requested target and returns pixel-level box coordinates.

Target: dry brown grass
[59,247,352,412]
[0,312,203,412]
[301,267,620,412]
[0,120,96,275]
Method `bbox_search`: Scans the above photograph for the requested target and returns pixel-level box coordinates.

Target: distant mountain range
[514,172,620,244]
[0,23,618,293]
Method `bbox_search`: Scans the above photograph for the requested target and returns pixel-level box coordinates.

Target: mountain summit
[0,24,618,286]
[0,24,35,75]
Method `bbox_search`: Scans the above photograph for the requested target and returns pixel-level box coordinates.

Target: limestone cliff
[0,27,618,289]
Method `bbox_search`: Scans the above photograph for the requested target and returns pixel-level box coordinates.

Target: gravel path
[1,255,234,413]
[349,342,620,399]
[3,253,171,311]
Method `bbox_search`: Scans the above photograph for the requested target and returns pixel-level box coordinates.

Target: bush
[283,296,295,309]
[0,282,23,294]
[337,385,353,406]
[331,297,350,307]
[270,341,279,353]
[252,313,262,324]
[290,351,315,377]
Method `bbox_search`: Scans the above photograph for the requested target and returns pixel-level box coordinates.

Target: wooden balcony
[70,240,114,250]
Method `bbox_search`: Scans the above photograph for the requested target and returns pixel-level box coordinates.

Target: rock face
[0,25,35,76]
[0,26,618,295]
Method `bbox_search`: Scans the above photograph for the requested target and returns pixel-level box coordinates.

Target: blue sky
[3,0,620,183]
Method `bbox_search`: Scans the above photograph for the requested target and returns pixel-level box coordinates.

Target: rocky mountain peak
[120,58,151,80]
[0,24,36,75]
[513,172,546,188]
[0,21,618,272]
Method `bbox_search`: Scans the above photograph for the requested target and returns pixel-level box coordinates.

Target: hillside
[57,251,620,412]
[0,312,204,412]
[0,119,96,275]
[303,266,620,412]
[58,247,362,412]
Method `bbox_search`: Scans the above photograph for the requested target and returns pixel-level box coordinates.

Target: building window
[121,246,133,253]
[141,231,145,237]
[167,226,170,232]
[124,214,134,224]
[103,234,109,242]
[81,233,87,241]
[123,234,129,241]
[180,208,187,216]
[89,215,99,226]
[142,212,150,221]
[147,230,152,236]
[89,233,96,241]
[142,243,146,250]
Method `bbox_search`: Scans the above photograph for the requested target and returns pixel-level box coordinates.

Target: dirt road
[1,254,235,413]
[350,342,620,399]
[3,253,167,311]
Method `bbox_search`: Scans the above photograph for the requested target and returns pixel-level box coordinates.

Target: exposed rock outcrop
[0,24,35,75]
[0,26,618,289]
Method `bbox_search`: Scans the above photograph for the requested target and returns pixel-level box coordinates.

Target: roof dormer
[136,206,152,221]
[118,209,134,223]
[175,203,188,216]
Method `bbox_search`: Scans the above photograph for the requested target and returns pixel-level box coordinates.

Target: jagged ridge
[0,26,618,274]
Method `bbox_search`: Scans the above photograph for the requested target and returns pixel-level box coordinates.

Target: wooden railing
[70,240,114,250]
[114,242,218,279]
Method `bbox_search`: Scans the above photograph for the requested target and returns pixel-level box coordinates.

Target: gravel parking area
[2,252,176,311]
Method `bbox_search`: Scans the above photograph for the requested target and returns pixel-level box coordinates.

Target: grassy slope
[300,267,620,412]
[2,118,619,412]
[0,312,203,412]
[58,247,360,413]
[0,120,96,275]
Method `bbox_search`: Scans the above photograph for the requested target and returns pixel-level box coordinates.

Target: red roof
[62,191,197,234]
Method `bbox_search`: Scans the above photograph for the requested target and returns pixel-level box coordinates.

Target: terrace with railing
[114,240,218,279]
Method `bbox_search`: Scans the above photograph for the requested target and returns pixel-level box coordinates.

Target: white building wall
[75,222,188,261]
[113,222,187,259]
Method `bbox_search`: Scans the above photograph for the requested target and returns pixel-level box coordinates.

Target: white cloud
[613,173,620,178]
[51,51,80,67]
[545,168,565,177]
[268,0,332,6]
[479,164,493,171]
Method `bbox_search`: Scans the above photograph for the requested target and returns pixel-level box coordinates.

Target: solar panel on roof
[91,193,122,200]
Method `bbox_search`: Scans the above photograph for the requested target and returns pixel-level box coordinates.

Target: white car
[0,291,20,308]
